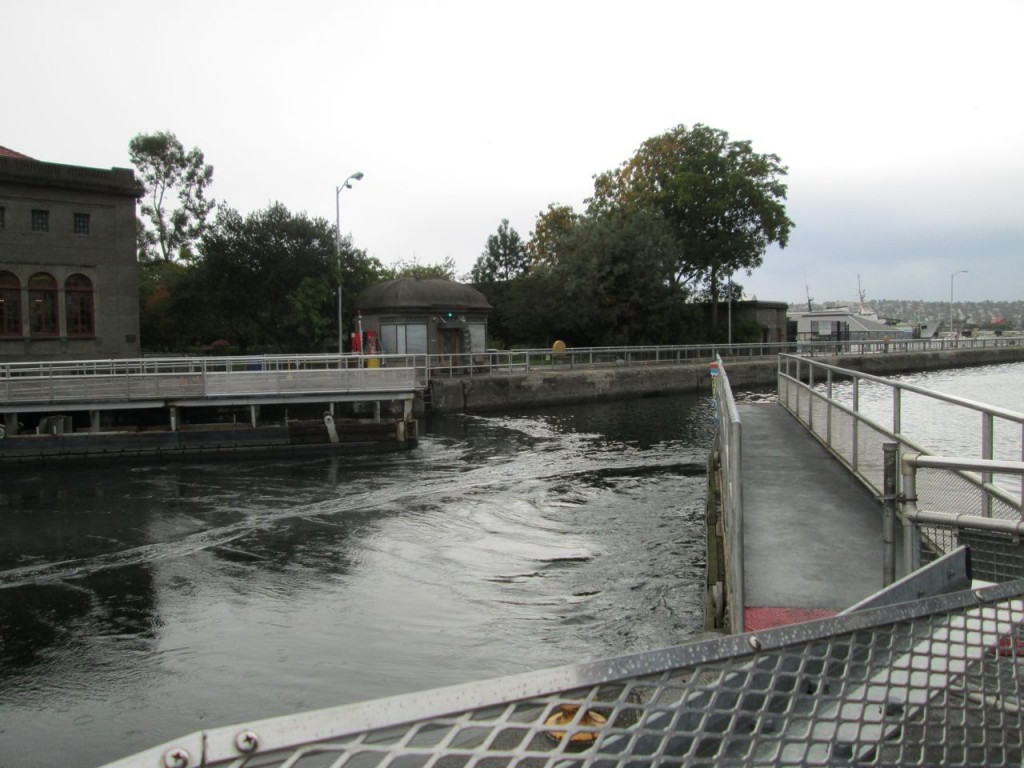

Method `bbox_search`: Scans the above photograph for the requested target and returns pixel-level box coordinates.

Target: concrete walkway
[738,402,885,631]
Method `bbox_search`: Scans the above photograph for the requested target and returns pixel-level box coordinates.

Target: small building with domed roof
[353,278,492,362]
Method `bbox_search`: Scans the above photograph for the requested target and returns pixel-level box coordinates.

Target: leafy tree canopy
[587,123,793,312]
[385,256,458,281]
[129,131,215,262]
[526,204,579,270]
[190,203,381,353]
[471,219,528,283]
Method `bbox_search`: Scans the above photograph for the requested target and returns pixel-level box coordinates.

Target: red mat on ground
[745,606,838,631]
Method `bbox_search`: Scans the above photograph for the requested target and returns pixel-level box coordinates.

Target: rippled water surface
[0,394,715,768]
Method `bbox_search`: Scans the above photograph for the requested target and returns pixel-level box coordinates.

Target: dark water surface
[0,394,715,768]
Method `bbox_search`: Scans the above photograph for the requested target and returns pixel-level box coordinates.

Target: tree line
[133,124,793,353]
[133,132,455,353]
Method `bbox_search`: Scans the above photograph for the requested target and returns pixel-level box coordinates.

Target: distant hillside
[787,299,1023,330]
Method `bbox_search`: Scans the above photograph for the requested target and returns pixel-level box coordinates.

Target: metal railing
[901,454,1024,581]
[0,355,418,408]
[710,357,744,633]
[777,353,1024,514]
[778,353,1024,584]
[418,334,1023,379]
[4,333,1022,406]
[102,577,1024,768]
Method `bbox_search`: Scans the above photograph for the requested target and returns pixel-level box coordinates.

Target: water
[2,362,1021,768]
[0,394,715,768]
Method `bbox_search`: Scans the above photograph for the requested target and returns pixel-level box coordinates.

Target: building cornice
[0,157,143,198]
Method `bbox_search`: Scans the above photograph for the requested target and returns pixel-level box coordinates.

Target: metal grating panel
[105,581,1024,768]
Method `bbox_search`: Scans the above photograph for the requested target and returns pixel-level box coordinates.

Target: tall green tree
[129,131,215,262]
[138,259,195,352]
[193,203,383,352]
[545,207,688,345]
[587,123,793,327]
[471,219,528,283]
[526,204,579,269]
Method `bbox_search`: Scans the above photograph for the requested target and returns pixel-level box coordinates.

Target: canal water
[1,361,1021,768]
[0,392,717,768]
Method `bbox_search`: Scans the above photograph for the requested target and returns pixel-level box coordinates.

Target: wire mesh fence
[104,579,1024,768]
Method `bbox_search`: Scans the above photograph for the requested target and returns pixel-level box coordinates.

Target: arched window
[28,272,59,337]
[65,274,95,338]
[0,271,21,337]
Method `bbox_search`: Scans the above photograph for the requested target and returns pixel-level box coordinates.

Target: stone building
[0,145,142,362]
[354,278,492,361]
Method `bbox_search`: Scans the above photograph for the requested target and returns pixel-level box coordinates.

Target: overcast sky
[4,0,1022,305]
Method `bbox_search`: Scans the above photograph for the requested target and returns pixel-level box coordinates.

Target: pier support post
[882,442,898,586]
[250,405,260,429]
[90,410,101,433]
[169,407,179,432]
[374,401,381,423]
[3,411,18,437]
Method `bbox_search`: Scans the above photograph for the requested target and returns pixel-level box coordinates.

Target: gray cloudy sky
[5,0,1022,304]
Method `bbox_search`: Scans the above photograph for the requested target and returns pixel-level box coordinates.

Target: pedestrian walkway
[738,401,885,631]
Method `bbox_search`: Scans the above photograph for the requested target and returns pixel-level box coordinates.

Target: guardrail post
[900,453,922,574]
[851,378,860,472]
[826,370,833,447]
[882,442,898,586]
[982,412,994,516]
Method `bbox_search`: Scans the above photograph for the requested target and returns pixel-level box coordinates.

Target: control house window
[28,272,59,336]
[65,274,95,337]
[0,271,21,337]
[74,213,91,235]
[380,322,428,355]
[31,209,49,232]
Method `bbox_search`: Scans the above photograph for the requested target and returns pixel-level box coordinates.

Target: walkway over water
[739,402,885,631]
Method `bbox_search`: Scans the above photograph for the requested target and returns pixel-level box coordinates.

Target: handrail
[779,354,1024,581]
[0,365,419,408]
[2,333,1022,383]
[778,353,1024,424]
[711,356,744,632]
[777,353,1024,513]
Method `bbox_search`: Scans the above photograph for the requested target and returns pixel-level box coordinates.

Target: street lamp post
[335,171,364,354]
[950,269,967,342]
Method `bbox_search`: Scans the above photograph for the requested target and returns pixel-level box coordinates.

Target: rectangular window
[31,209,49,232]
[74,213,91,235]
[380,323,427,355]
[0,206,5,230]
[467,322,487,354]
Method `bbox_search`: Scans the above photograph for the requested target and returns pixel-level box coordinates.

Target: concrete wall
[0,156,141,361]
[429,346,1024,413]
